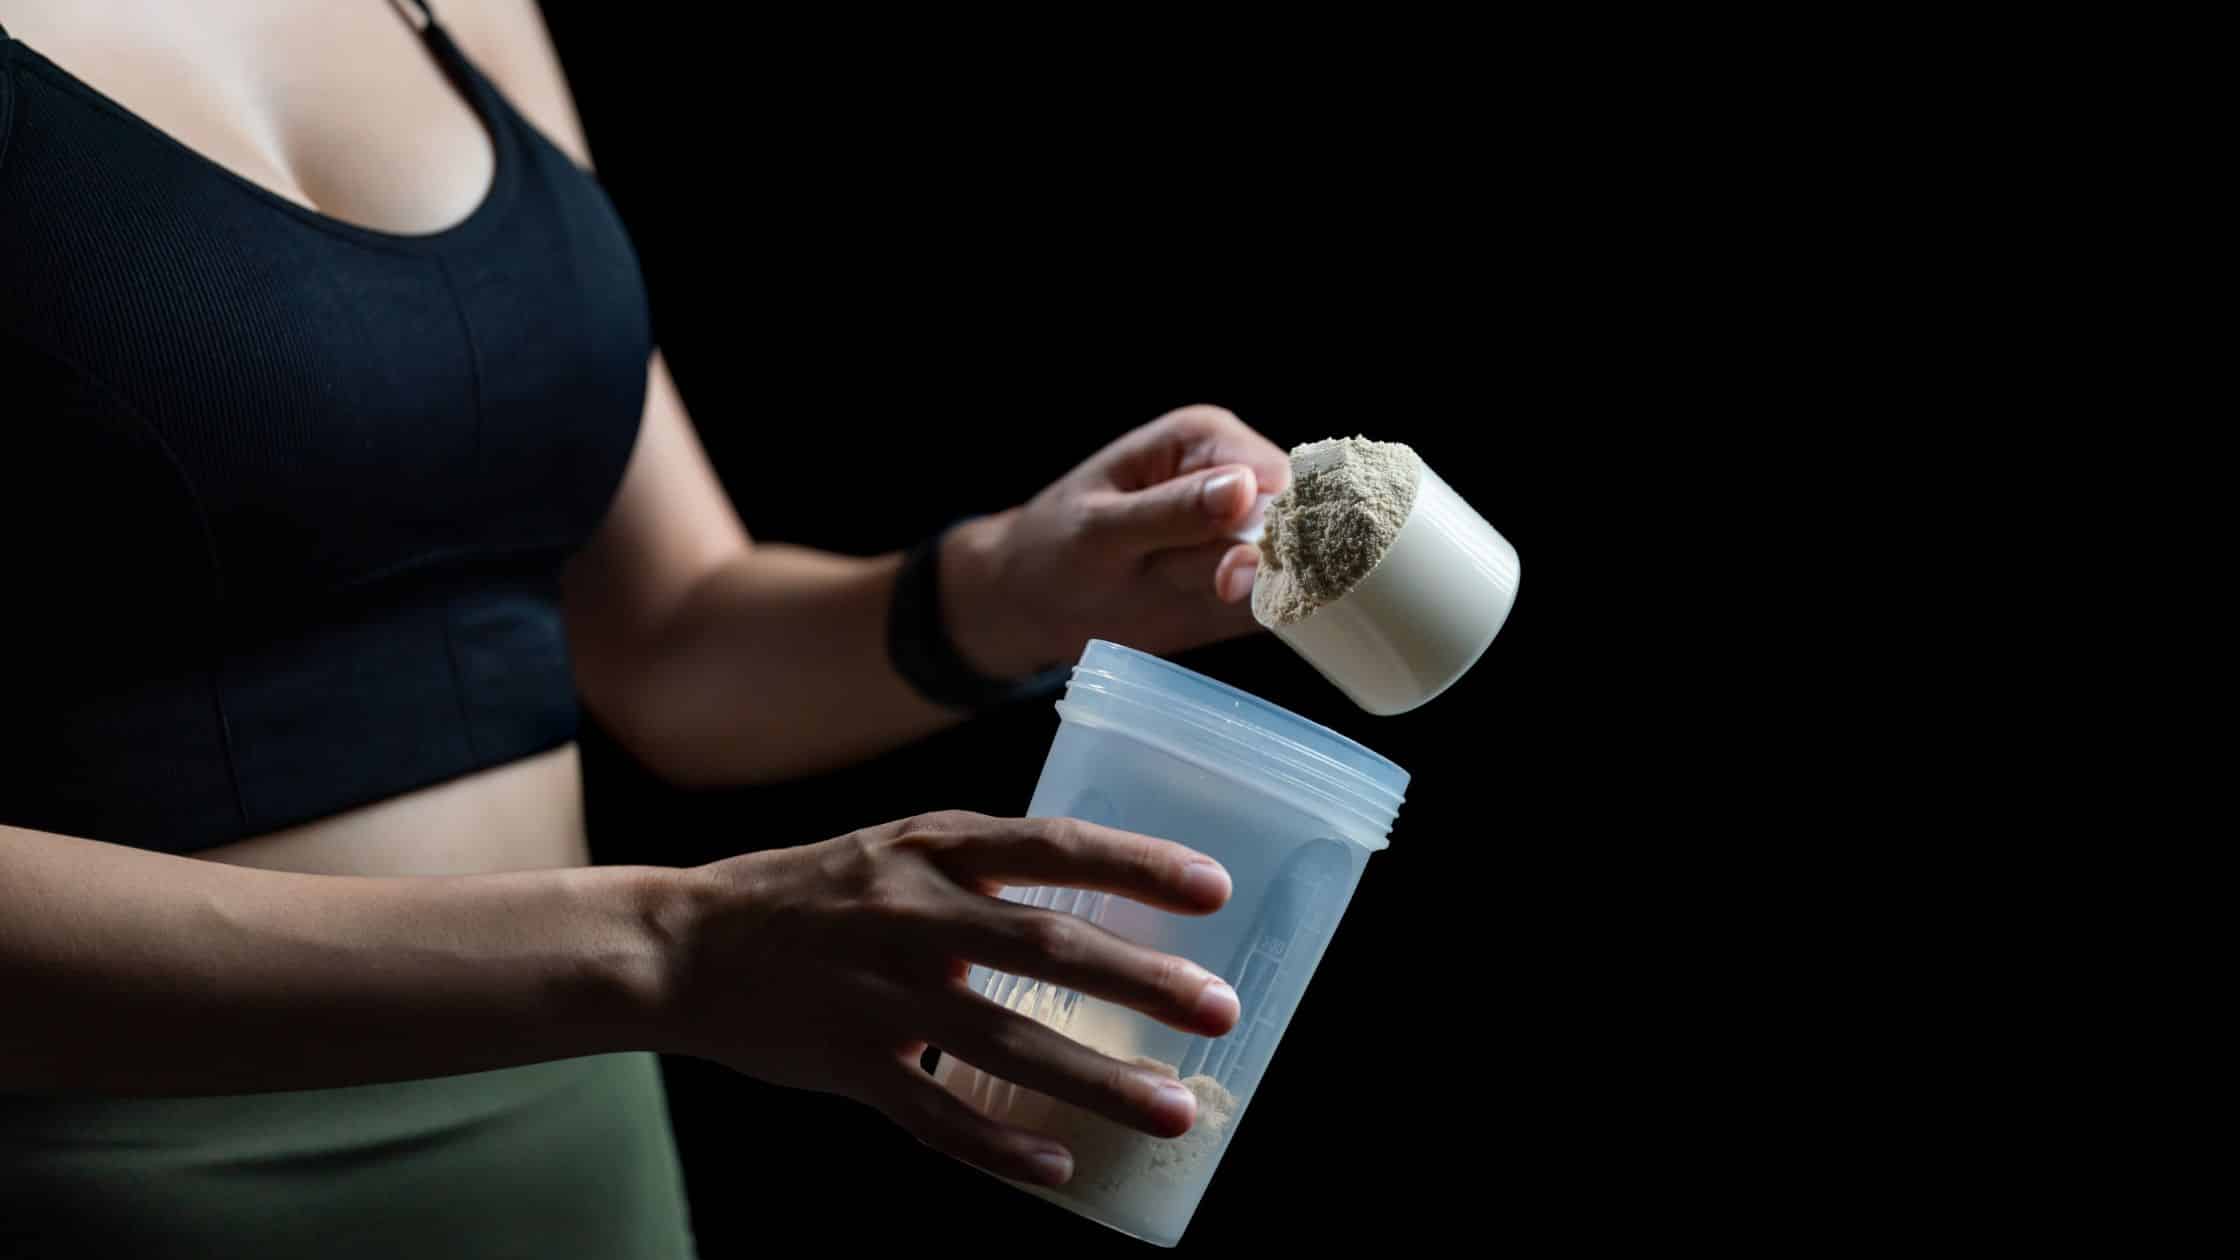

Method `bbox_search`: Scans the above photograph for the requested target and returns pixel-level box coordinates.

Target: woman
[0,2,1290,1254]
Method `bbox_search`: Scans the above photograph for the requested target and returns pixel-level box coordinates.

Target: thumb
[1084,465,1258,551]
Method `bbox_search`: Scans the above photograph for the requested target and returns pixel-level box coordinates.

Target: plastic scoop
[1250,450,1520,715]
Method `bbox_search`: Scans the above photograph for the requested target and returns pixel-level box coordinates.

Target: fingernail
[1182,859,1232,904]
[1201,469,1248,516]
[1156,1080,1198,1120]
[1220,557,1258,603]
[1195,977,1240,1028]
[1029,1148,1073,1186]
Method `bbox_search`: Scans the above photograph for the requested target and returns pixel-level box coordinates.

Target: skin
[0,0,1296,1189]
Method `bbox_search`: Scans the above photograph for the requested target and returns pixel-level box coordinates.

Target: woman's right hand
[655,811,1241,1188]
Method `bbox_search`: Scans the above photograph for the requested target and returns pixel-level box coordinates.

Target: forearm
[589,544,958,786]
[0,824,678,1096]
[589,516,1050,788]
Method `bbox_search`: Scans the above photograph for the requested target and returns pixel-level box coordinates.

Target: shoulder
[436,0,596,171]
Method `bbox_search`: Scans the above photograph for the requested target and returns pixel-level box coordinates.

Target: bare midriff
[194,744,589,877]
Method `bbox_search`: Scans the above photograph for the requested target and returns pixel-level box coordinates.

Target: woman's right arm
[0,822,675,1096]
[0,812,1240,1189]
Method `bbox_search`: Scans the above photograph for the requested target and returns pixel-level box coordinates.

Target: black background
[538,9,1704,1252]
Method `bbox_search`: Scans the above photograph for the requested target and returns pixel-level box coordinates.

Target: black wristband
[886,524,1067,712]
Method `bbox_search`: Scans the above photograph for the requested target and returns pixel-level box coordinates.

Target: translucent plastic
[933,640,1408,1246]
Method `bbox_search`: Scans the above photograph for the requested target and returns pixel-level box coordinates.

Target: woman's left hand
[939,405,1293,679]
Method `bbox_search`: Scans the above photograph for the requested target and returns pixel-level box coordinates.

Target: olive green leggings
[0,1052,696,1258]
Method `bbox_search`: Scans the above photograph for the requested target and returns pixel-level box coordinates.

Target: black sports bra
[0,5,652,853]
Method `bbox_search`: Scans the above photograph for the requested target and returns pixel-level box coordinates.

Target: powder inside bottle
[1020,1056,1238,1200]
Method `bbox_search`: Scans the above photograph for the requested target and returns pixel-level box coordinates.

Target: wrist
[579,863,711,1057]
[937,509,1053,680]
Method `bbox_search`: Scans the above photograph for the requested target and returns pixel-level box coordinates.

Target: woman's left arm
[562,355,1288,786]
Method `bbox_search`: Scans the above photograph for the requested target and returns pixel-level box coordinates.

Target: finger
[1082,463,1259,551]
[872,1062,1079,1187]
[1216,543,1260,604]
[929,988,1200,1138]
[1097,405,1293,497]
[908,815,1232,915]
[941,892,1240,1037]
[1143,540,1260,604]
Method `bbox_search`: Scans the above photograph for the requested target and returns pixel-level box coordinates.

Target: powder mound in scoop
[1251,436,1423,627]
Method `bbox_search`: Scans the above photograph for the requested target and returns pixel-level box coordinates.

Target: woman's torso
[195,742,585,875]
[0,0,646,876]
